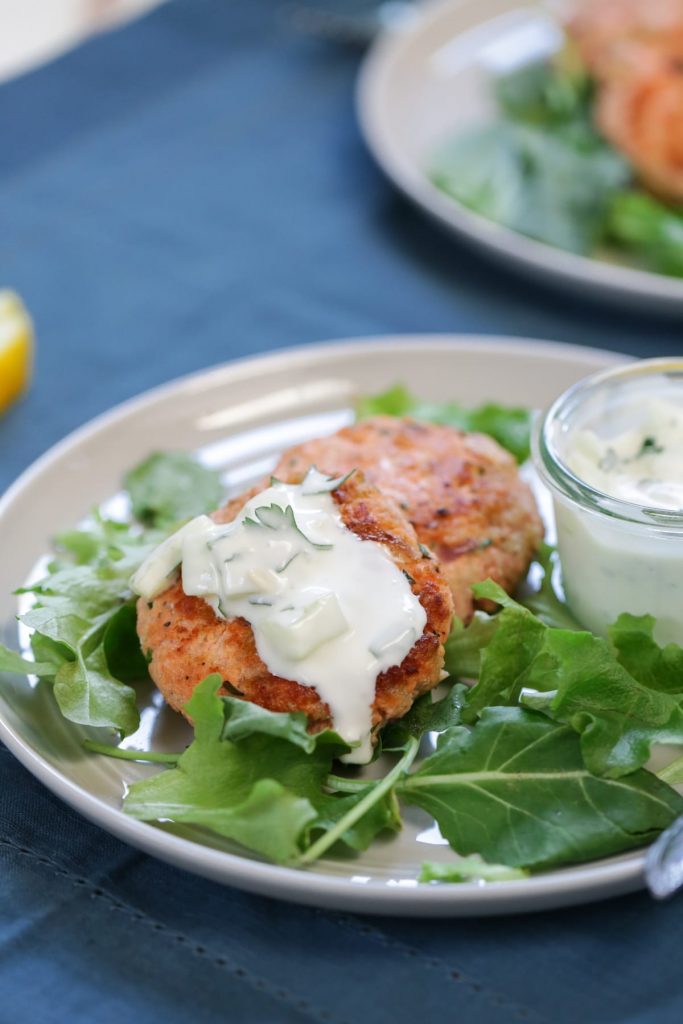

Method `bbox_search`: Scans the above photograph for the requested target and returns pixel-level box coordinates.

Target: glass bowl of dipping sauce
[534,358,683,646]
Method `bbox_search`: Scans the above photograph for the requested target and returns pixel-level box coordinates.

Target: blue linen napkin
[1,2,683,1022]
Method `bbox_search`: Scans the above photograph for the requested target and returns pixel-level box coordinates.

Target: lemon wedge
[0,291,34,414]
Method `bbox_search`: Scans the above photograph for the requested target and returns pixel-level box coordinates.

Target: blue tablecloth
[1,2,682,1021]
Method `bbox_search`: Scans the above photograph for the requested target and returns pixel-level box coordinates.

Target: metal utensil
[645,815,683,899]
[285,0,419,47]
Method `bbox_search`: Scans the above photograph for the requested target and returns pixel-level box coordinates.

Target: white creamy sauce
[131,468,426,763]
[552,392,683,646]
[567,397,683,510]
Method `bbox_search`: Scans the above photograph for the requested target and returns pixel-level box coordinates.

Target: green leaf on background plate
[495,55,594,143]
[605,191,683,279]
[431,121,629,256]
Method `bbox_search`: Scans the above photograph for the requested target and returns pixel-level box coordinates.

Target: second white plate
[357,0,683,313]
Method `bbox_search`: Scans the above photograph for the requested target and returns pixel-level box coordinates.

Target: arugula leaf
[442,549,578,691]
[19,604,96,657]
[466,403,534,465]
[312,786,402,853]
[103,603,150,684]
[458,581,546,721]
[605,191,683,279]
[54,511,166,575]
[355,384,415,420]
[495,56,595,148]
[124,451,224,528]
[53,645,140,735]
[15,602,127,740]
[83,740,181,765]
[609,614,683,694]
[3,489,215,736]
[455,581,683,777]
[299,733,420,865]
[419,858,528,884]
[399,706,683,869]
[17,594,141,735]
[496,63,683,280]
[356,384,532,463]
[432,120,629,257]
[125,676,401,863]
[0,644,60,677]
[444,611,500,681]
[54,529,101,565]
[382,685,467,748]
[4,517,168,735]
[431,53,683,275]
[519,544,583,630]
[30,632,72,673]
[658,755,683,786]
[521,630,683,778]
[220,696,319,753]
[20,568,124,620]
[124,676,324,862]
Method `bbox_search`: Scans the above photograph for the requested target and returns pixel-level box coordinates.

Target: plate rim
[0,332,645,917]
[356,0,683,310]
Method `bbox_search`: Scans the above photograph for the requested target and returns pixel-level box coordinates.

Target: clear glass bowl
[533,357,683,645]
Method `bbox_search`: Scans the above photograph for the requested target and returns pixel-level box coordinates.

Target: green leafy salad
[430,54,683,277]
[2,390,683,882]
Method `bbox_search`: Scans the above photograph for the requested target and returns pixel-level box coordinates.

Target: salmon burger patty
[137,468,454,736]
[273,416,543,620]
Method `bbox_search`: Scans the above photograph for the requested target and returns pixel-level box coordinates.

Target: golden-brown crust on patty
[273,416,543,620]
[136,469,453,732]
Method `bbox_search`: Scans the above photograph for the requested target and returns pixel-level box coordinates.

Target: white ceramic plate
[0,335,650,917]
[357,0,683,313]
